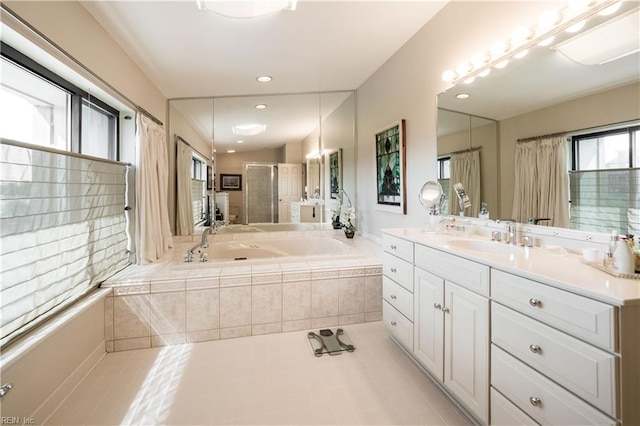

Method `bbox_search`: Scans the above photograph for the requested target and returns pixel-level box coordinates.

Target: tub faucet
[185,226,216,263]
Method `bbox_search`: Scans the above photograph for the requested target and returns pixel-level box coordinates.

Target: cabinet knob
[391,244,397,250]
[529,397,542,407]
[433,303,442,310]
[529,344,541,354]
[390,321,397,326]
[390,267,397,273]
[529,298,541,307]
[390,294,397,300]
[442,307,450,314]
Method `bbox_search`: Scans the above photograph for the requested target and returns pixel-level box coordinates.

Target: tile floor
[46,321,472,425]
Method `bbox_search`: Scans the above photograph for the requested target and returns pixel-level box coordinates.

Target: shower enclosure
[244,163,278,224]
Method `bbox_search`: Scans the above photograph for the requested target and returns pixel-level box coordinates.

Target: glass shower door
[245,163,278,224]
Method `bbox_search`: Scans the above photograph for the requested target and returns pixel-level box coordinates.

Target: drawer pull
[529,298,541,307]
[390,294,397,300]
[529,344,542,353]
[442,307,450,314]
[390,321,397,326]
[433,303,442,310]
[390,267,397,273]
[391,244,397,250]
[529,397,542,407]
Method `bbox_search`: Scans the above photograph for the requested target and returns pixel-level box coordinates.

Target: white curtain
[135,113,174,264]
[512,136,569,227]
[448,149,481,217]
[176,139,194,236]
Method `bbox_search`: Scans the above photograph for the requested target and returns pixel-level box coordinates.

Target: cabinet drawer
[383,253,413,292]
[383,277,413,320]
[491,387,537,426]
[382,234,414,263]
[415,244,489,296]
[491,269,617,351]
[492,346,616,426]
[492,303,618,416]
[383,300,413,351]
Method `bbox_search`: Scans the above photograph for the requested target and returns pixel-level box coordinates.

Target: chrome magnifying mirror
[419,181,445,232]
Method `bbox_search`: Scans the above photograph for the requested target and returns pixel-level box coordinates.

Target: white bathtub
[185,236,361,264]
[216,223,321,233]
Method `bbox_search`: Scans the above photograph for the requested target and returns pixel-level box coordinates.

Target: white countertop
[383,228,640,306]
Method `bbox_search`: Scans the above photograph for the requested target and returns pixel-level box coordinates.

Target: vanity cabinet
[289,203,321,223]
[381,229,639,425]
[414,245,490,424]
[382,234,414,351]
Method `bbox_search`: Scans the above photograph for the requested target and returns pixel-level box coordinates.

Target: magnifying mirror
[419,181,444,215]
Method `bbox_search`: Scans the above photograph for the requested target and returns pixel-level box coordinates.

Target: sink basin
[447,239,521,254]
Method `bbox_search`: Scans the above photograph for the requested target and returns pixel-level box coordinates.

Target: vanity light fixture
[442,0,628,85]
[255,104,267,109]
[256,76,272,83]
[196,0,297,19]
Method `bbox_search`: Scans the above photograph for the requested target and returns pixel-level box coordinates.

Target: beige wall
[355,1,567,237]
[499,82,640,216]
[4,1,166,121]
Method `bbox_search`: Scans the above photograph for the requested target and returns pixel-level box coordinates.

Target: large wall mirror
[437,2,639,230]
[169,91,355,233]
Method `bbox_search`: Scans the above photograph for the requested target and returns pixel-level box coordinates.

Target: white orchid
[343,206,356,231]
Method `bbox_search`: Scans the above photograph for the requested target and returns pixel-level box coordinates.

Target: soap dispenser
[613,236,634,275]
[605,230,619,268]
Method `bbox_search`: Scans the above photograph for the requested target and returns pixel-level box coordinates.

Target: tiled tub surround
[102,232,383,352]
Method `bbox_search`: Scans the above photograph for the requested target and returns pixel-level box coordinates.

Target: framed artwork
[207,166,213,190]
[220,173,242,191]
[375,119,406,214]
[328,148,342,199]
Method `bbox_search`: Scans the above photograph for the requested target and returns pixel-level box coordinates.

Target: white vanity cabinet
[414,244,490,424]
[289,202,321,223]
[382,234,414,351]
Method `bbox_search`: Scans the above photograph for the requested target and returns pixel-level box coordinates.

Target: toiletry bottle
[605,230,619,268]
[613,236,634,275]
[479,202,489,219]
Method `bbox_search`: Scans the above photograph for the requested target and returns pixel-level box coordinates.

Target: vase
[332,220,342,229]
[344,229,355,238]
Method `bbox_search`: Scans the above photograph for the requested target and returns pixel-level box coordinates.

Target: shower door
[244,163,278,224]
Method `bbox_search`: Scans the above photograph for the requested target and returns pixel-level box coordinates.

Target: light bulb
[490,41,510,59]
[566,20,586,33]
[471,51,490,68]
[538,36,555,47]
[478,69,491,77]
[511,26,534,44]
[514,49,529,59]
[456,61,472,76]
[495,60,509,69]
[464,77,475,84]
[442,70,457,82]
[538,9,563,31]
[598,2,621,16]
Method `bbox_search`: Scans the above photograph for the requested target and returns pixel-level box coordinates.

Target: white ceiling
[81,1,447,98]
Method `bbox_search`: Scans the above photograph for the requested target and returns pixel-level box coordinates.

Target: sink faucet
[496,219,517,245]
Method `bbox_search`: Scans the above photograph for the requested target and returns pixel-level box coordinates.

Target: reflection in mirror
[437,109,498,218]
[169,98,214,236]
[437,2,639,232]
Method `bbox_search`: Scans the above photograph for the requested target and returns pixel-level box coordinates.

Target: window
[437,157,450,214]
[569,125,639,234]
[191,155,207,224]
[0,42,119,160]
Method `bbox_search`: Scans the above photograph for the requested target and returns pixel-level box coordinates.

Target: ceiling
[81,1,447,99]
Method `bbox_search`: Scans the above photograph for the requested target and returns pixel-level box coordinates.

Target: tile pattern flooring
[46,322,472,425]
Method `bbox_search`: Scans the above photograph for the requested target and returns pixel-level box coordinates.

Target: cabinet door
[444,281,490,424]
[413,267,444,381]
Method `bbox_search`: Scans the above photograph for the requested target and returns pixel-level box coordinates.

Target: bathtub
[216,222,321,233]
[103,233,383,352]
[193,236,359,264]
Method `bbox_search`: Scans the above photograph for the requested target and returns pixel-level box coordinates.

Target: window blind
[569,168,640,235]
[191,179,204,225]
[0,140,130,347]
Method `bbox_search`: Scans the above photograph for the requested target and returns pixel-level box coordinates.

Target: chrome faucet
[496,219,518,245]
[184,225,218,263]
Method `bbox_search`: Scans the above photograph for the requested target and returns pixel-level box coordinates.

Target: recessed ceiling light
[456,93,470,99]
[237,140,244,144]
[256,76,272,83]
[255,104,267,109]
[227,149,236,154]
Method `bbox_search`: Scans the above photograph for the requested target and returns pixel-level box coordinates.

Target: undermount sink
[447,239,521,254]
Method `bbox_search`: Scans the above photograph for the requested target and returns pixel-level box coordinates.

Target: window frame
[1,41,121,160]
[571,125,639,171]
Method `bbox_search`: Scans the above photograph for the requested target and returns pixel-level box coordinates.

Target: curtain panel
[448,149,481,217]
[135,114,173,264]
[175,139,194,236]
[512,136,569,227]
